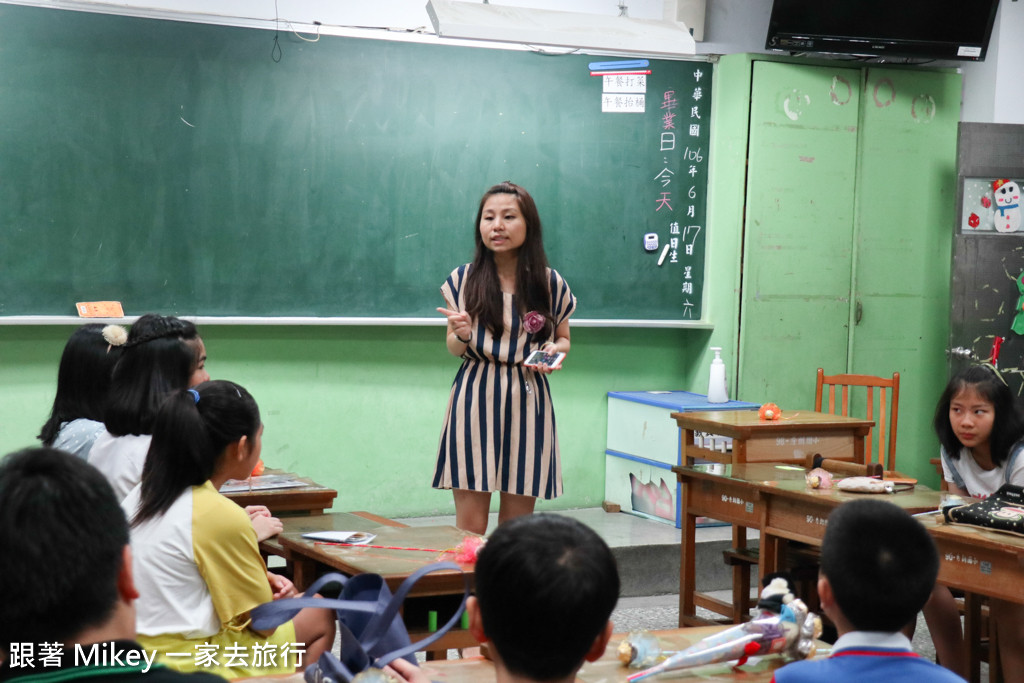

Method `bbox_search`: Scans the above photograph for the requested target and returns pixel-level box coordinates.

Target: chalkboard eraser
[76,301,124,318]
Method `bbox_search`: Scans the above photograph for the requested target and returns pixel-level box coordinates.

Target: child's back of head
[105,314,202,436]
[38,324,124,445]
[0,447,129,652]
[474,514,619,681]
[821,499,938,632]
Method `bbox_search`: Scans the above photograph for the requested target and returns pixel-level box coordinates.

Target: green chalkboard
[0,5,711,322]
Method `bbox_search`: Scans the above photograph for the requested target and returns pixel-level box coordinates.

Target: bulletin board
[950,122,1024,397]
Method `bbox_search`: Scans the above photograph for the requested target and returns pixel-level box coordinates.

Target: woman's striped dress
[433,264,576,499]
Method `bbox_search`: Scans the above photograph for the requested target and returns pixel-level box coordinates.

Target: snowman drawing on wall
[993,178,1021,233]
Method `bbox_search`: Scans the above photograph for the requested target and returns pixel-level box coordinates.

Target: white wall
[7,0,1014,121]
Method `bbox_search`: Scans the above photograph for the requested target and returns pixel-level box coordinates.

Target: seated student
[924,363,1024,679]
[37,324,126,459]
[390,514,620,683]
[88,315,279,541]
[0,447,222,682]
[771,499,964,683]
[89,314,209,500]
[124,381,334,679]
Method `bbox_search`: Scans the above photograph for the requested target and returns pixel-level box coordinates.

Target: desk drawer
[742,433,855,463]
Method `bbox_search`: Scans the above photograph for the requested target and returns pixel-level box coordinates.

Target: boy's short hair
[474,514,619,681]
[821,499,938,632]
[0,448,130,653]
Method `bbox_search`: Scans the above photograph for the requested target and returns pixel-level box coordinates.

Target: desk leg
[291,557,317,592]
[678,480,698,626]
[964,592,982,683]
[683,428,696,467]
[731,525,750,624]
[760,532,779,584]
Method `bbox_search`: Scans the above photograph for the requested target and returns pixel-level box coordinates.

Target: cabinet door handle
[855,299,863,324]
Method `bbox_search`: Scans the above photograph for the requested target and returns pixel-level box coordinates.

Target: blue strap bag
[250,562,469,682]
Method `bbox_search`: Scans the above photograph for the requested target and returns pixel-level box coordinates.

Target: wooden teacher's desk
[671,463,941,625]
[671,410,875,466]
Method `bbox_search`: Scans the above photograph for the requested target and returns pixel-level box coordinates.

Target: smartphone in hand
[524,350,566,370]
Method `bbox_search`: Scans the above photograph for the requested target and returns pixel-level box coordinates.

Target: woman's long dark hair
[934,364,1024,466]
[464,182,553,339]
[38,324,123,445]
[132,380,260,526]
[104,314,202,437]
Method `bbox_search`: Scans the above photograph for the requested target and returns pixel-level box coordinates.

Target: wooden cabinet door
[738,61,862,407]
[852,67,961,475]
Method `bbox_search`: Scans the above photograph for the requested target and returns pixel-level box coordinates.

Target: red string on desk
[315,541,448,553]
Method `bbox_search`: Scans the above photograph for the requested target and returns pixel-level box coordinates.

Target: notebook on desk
[219,474,308,493]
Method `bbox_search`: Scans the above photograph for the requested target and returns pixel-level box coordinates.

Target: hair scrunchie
[186,388,200,404]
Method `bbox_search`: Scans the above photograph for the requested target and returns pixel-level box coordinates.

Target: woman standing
[435,182,576,534]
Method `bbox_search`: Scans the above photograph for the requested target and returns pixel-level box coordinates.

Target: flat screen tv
[765,0,1001,61]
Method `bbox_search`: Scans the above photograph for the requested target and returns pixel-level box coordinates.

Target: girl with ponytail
[124,381,334,678]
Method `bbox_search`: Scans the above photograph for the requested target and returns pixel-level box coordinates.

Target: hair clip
[978,361,1009,386]
[101,325,128,353]
[187,389,200,404]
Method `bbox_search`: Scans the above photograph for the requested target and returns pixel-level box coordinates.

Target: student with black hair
[123,381,334,679]
[398,514,617,683]
[771,499,963,683]
[89,314,209,500]
[924,363,1024,680]
[0,447,222,683]
[38,324,126,459]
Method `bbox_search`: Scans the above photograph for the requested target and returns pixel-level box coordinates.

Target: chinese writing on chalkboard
[651,66,708,319]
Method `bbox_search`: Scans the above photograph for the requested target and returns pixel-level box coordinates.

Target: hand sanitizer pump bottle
[707,347,728,403]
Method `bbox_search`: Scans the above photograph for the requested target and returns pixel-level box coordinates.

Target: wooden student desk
[916,513,1024,683]
[672,462,942,625]
[672,410,875,466]
[274,512,480,656]
[241,625,827,683]
[221,469,337,516]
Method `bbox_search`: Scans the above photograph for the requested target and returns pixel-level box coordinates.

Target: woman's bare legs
[453,489,537,534]
[453,489,492,535]
[497,492,536,527]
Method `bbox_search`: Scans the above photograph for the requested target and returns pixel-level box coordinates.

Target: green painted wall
[0,319,739,516]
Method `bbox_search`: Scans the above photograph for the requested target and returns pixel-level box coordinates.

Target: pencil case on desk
[942,484,1024,536]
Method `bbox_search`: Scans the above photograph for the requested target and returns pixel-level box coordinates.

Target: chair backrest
[814,368,900,471]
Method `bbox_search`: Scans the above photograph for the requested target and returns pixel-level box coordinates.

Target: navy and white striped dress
[433,264,576,499]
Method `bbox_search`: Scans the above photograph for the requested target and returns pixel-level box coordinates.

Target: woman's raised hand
[437,307,473,342]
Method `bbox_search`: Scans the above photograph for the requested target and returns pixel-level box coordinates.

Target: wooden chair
[815,368,900,471]
[722,371,899,624]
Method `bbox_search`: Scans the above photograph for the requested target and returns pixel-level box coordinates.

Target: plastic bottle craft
[622,578,820,681]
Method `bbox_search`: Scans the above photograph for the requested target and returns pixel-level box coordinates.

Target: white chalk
[657,244,670,266]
